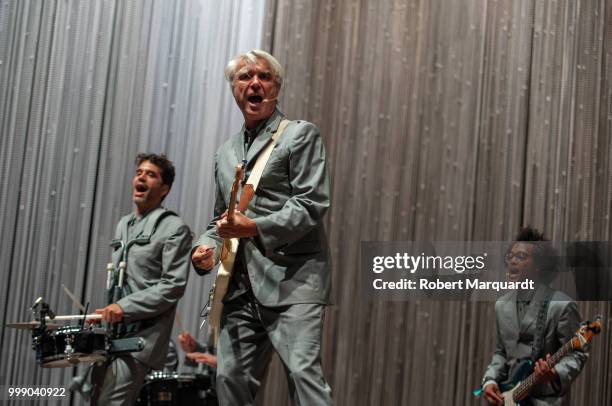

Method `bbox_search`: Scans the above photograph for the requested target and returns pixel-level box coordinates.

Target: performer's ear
[161,184,170,199]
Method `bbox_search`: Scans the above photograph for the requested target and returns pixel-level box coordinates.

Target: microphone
[34,298,55,319]
[106,263,114,291]
[31,297,43,310]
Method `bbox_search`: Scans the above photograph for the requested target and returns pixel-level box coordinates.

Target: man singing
[93,153,192,405]
[192,49,333,405]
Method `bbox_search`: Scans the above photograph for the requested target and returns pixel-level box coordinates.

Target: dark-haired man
[481,227,588,406]
[93,153,192,405]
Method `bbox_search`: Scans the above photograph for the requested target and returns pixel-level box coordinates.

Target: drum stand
[30,298,55,362]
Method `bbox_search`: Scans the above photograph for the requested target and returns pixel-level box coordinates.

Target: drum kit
[6,297,143,368]
[6,292,216,405]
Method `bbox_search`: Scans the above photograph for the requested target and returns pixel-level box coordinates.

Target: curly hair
[135,153,176,189]
[509,226,560,282]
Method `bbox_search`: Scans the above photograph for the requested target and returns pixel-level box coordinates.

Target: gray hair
[224,49,284,89]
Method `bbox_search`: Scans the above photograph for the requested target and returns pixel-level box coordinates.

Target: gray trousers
[91,355,149,405]
[216,294,333,406]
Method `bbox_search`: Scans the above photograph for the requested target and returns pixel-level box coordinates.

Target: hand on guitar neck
[216,209,258,239]
[215,163,256,239]
[533,354,559,384]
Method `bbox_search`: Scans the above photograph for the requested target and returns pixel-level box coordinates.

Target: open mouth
[247,95,263,104]
[134,183,148,196]
[507,268,520,279]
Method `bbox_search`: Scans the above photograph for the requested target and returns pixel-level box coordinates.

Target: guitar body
[204,163,245,345]
[499,387,519,406]
[496,360,532,406]
[206,238,239,344]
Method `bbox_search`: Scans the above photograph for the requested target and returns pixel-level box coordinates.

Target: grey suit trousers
[216,294,333,406]
[92,355,149,406]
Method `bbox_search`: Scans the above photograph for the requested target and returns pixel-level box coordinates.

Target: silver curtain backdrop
[0,0,611,405]
[0,0,266,404]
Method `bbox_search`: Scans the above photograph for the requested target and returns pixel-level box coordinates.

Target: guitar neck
[222,196,238,254]
[226,195,238,222]
[227,163,244,223]
[512,340,573,401]
[223,163,244,245]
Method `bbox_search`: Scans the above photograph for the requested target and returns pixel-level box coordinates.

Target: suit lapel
[231,130,245,163]
[506,290,520,333]
[519,285,548,334]
[245,110,284,168]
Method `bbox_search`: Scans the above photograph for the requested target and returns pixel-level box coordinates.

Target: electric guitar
[205,163,244,344]
[494,316,602,406]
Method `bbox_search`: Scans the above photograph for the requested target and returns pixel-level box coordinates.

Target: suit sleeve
[254,122,330,254]
[551,301,588,394]
[482,303,509,385]
[192,152,225,274]
[118,221,192,320]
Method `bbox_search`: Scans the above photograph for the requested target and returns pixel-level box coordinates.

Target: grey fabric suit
[194,109,333,405]
[482,285,588,406]
[94,207,192,405]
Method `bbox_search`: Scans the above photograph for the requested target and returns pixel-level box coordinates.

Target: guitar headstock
[571,316,603,351]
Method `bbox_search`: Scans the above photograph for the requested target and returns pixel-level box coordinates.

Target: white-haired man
[192,49,333,405]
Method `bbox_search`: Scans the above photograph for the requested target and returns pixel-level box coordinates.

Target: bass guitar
[491,316,602,406]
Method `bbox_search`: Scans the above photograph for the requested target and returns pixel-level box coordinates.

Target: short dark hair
[511,226,560,281]
[135,153,176,189]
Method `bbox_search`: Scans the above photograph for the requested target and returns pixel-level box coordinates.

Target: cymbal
[5,321,62,330]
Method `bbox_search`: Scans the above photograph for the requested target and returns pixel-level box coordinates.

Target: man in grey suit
[482,227,588,406]
[192,49,333,405]
[93,153,192,405]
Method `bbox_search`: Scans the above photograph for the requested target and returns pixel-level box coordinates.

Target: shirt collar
[242,108,283,143]
[129,205,163,225]
[517,283,539,302]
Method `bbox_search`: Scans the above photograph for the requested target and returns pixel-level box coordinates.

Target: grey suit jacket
[482,286,588,406]
[112,207,192,369]
[194,109,331,306]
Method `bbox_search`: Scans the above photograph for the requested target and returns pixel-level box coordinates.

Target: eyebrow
[511,249,530,254]
[235,67,272,77]
[136,168,159,175]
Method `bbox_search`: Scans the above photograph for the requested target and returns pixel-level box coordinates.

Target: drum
[34,326,107,368]
[136,372,216,406]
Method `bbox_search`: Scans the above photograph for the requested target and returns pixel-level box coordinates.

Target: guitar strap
[238,119,290,210]
[530,285,554,362]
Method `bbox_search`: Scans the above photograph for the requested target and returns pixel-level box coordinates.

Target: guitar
[205,163,244,345]
[493,316,602,406]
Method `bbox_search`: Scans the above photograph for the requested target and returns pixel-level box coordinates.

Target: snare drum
[136,372,216,406]
[35,326,107,368]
